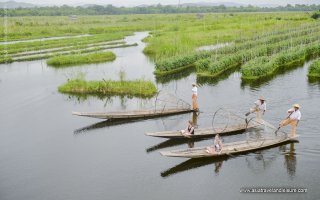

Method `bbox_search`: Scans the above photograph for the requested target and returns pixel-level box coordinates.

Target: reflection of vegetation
[308,76,320,84]
[196,68,237,86]
[308,59,320,78]
[47,52,116,67]
[58,78,157,98]
[155,66,195,84]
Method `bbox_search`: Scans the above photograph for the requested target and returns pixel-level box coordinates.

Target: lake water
[0,32,319,200]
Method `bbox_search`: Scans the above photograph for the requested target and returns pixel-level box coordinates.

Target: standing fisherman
[245,97,266,121]
[278,104,301,138]
[192,82,199,111]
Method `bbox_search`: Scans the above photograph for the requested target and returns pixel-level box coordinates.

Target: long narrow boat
[145,121,260,139]
[160,136,298,158]
[72,108,193,120]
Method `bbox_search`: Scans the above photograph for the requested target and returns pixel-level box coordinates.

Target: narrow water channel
[0,32,319,200]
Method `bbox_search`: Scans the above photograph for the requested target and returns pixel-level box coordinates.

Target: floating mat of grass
[308,59,320,78]
[58,79,157,98]
[47,51,116,67]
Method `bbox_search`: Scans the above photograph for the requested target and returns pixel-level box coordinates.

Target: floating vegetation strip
[154,22,320,76]
[154,51,212,75]
[47,52,116,67]
[196,31,320,78]
[308,59,320,78]
[0,56,13,64]
[58,79,157,98]
[241,44,320,80]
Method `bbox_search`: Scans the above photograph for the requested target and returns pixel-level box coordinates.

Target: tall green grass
[58,79,157,98]
[47,52,116,67]
[308,59,320,78]
[241,44,320,80]
[0,12,315,62]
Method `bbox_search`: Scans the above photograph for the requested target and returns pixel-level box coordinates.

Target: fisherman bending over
[245,97,266,121]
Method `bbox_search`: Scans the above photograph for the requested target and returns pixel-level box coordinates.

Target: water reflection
[155,67,195,84]
[196,68,238,86]
[161,156,230,178]
[245,151,277,174]
[63,92,154,103]
[281,143,297,179]
[308,76,320,85]
[146,138,208,153]
[74,118,142,134]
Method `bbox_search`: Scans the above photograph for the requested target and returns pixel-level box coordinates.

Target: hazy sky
[2,0,320,6]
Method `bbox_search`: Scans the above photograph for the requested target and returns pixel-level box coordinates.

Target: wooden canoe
[160,136,298,158]
[72,108,193,120]
[145,121,260,139]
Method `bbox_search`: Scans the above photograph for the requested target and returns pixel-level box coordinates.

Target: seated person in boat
[206,134,223,154]
[245,97,266,121]
[279,104,301,138]
[180,120,195,137]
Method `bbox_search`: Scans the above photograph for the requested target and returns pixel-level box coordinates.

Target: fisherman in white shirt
[191,82,199,111]
[279,104,301,138]
[245,97,266,121]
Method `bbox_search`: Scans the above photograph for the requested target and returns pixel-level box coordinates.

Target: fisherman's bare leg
[290,120,298,138]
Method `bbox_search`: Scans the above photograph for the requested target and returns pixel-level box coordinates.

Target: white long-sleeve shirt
[192,86,198,96]
[288,108,301,120]
[254,100,266,111]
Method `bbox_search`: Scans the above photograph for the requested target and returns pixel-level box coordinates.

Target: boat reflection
[161,156,230,178]
[74,118,142,134]
[146,138,207,153]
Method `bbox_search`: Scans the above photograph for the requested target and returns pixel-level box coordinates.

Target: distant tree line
[1,4,320,16]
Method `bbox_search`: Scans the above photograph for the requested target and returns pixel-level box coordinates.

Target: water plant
[308,59,320,78]
[58,78,157,98]
[47,52,116,67]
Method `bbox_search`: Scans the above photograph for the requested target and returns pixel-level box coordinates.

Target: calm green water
[0,32,319,200]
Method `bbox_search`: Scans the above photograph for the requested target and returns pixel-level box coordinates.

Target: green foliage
[241,44,320,80]
[1,4,320,17]
[196,24,320,77]
[0,56,13,64]
[155,51,211,73]
[311,11,320,19]
[58,79,157,98]
[308,59,320,78]
[47,52,116,67]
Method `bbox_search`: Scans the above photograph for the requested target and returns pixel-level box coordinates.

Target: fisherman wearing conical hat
[192,82,199,111]
[245,97,266,121]
[279,104,301,138]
